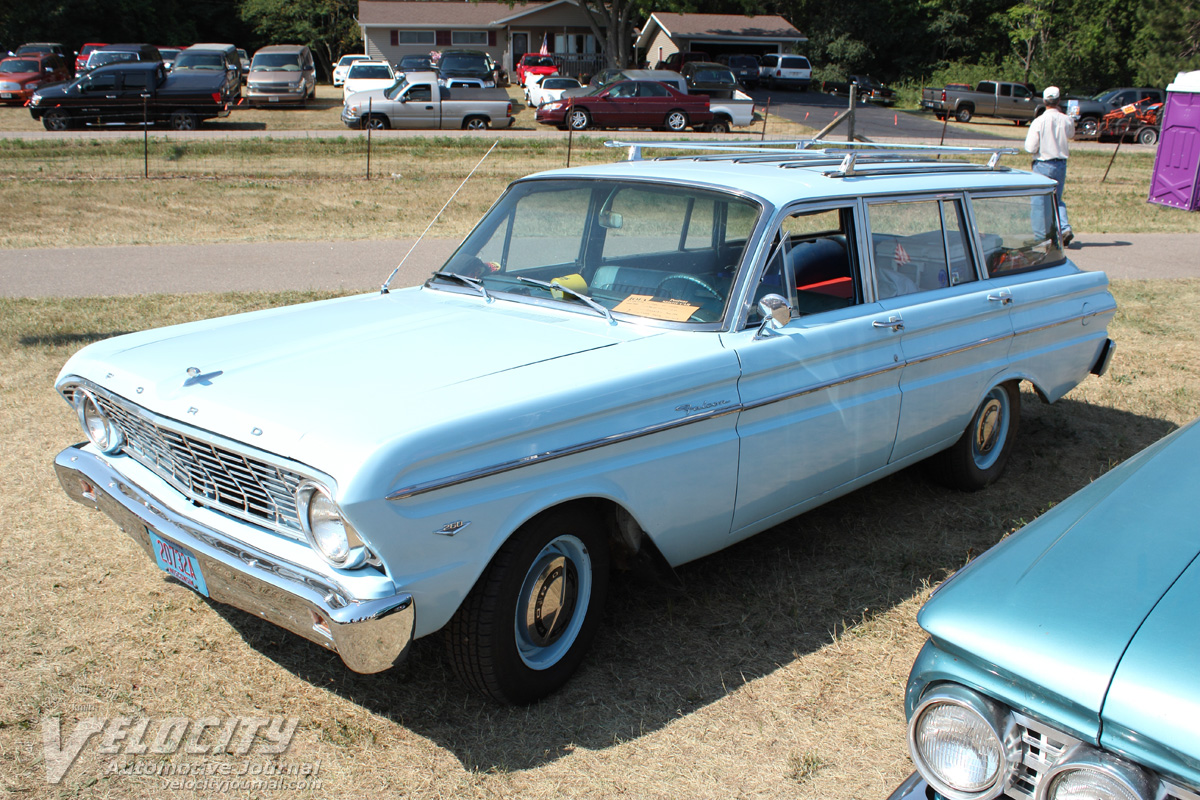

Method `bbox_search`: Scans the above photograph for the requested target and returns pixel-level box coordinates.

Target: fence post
[760,97,771,141]
[567,124,573,167]
[366,97,372,181]
[847,84,857,142]
[142,93,150,178]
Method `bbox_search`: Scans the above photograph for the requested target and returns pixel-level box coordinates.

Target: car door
[593,80,635,127]
[75,68,121,121]
[866,196,1015,463]
[969,191,1117,402]
[117,67,156,123]
[637,81,673,127]
[391,82,438,128]
[722,203,904,539]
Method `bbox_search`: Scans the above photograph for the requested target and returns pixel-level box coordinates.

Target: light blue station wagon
[54,141,1116,703]
[887,418,1200,800]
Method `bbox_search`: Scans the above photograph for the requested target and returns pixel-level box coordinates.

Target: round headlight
[296,481,370,569]
[1040,748,1153,800]
[72,388,123,453]
[909,685,1016,800]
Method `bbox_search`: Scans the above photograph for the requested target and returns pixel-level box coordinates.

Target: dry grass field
[0,135,1192,251]
[1,279,1198,799]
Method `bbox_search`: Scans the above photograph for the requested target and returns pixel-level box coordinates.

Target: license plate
[148,530,209,597]
[0,93,11,99]
[268,96,278,102]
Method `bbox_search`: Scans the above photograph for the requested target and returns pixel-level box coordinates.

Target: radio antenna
[381,139,500,294]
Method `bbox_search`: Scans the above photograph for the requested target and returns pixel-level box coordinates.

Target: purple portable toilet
[1149,70,1200,211]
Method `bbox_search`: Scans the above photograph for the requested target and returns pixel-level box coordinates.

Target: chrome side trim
[386,403,741,501]
[740,361,905,412]
[1013,309,1100,338]
[904,332,1013,367]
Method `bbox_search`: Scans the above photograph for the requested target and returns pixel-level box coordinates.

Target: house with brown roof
[635,12,806,66]
[357,0,607,77]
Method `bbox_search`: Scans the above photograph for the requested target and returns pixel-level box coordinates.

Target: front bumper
[55,444,414,674]
[885,772,933,800]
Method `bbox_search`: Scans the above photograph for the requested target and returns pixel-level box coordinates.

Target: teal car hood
[918,420,1200,739]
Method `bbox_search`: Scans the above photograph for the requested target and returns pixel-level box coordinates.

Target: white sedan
[527,75,581,107]
[332,54,370,87]
[342,60,397,100]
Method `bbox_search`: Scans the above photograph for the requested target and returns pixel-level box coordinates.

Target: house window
[451,31,488,46]
[392,30,435,45]
[554,34,597,54]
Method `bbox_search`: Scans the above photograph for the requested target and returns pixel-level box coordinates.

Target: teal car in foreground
[889,418,1200,800]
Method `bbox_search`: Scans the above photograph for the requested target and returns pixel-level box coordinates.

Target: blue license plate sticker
[148,530,210,597]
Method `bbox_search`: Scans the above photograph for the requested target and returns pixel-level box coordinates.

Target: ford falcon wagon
[53,140,1116,704]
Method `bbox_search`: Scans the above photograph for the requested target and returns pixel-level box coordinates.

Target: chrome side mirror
[754,294,792,339]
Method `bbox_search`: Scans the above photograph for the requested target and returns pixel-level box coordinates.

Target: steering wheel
[654,273,721,301]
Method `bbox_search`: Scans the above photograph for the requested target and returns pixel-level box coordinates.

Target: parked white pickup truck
[341,71,514,130]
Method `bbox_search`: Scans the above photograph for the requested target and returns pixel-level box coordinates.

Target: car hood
[58,286,660,483]
[1,70,41,81]
[918,420,1200,736]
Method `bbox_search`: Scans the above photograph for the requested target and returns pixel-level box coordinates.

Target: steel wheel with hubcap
[928,381,1021,491]
[463,117,489,130]
[955,106,973,123]
[361,114,389,130]
[1138,126,1158,146]
[707,118,730,134]
[447,507,609,704]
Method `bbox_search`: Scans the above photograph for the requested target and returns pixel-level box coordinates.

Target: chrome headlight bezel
[908,684,1020,800]
[1037,746,1154,800]
[295,481,371,569]
[72,387,124,454]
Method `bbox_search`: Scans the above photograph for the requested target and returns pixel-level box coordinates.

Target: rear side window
[781,57,810,69]
[971,194,1065,276]
[867,199,977,298]
[761,55,778,68]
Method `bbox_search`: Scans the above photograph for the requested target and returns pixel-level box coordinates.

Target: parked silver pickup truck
[341,71,514,130]
[921,80,1044,123]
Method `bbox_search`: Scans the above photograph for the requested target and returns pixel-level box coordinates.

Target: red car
[75,43,107,73]
[536,79,711,131]
[0,52,71,105]
[515,53,557,85]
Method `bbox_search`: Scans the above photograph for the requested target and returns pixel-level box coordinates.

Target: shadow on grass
[209,394,1175,772]
[19,331,131,346]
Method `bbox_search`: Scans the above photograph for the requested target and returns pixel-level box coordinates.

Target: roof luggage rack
[606,139,1020,177]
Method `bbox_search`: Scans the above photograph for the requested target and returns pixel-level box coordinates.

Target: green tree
[993,0,1054,83]
[1132,0,1200,87]
[239,0,360,80]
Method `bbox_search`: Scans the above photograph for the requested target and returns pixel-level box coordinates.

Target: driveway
[1,234,1194,298]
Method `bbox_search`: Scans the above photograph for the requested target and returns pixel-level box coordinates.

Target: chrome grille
[66,386,307,539]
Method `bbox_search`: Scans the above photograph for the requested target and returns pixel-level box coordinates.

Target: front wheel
[955,106,973,123]
[447,508,609,704]
[168,110,198,131]
[463,116,489,131]
[928,382,1021,491]
[568,108,591,131]
[1079,116,1099,137]
[1138,126,1159,146]
[360,114,389,130]
[42,109,72,131]
[665,109,689,132]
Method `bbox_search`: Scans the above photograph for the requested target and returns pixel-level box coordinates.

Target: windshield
[543,78,578,89]
[524,56,555,67]
[174,52,225,70]
[384,76,412,99]
[348,64,393,80]
[0,59,39,73]
[338,55,367,66]
[251,54,301,71]
[440,54,488,72]
[434,179,761,324]
[89,51,137,67]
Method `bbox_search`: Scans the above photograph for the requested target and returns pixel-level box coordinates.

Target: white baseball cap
[1043,86,1061,101]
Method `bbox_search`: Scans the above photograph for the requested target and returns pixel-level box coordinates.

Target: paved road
[1,233,1193,298]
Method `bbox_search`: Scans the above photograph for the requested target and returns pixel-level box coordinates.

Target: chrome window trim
[56,376,333,538]
[386,403,741,501]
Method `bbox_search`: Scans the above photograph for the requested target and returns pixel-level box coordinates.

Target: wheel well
[958,102,974,112]
[520,498,679,582]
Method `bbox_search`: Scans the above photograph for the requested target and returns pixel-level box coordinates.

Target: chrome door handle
[988,290,1013,305]
[872,315,904,331]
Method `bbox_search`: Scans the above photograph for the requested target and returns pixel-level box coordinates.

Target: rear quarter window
[970,194,1065,276]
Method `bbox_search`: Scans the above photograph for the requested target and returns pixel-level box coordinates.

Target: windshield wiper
[431,271,492,302]
[516,276,615,324]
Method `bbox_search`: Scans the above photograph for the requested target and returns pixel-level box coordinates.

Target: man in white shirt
[1025,86,1076,246]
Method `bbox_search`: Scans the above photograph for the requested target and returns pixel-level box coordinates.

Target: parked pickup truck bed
[29,61,234,131]
[342,71,513,130]
[921,80,1043,123]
